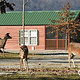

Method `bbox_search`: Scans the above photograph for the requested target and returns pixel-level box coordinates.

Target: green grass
[0,52,68,60]
[0,53,36,59]
[0,53,20,59]
[0,73,80,80]
[0,67,80,80]
[0,52,80,80]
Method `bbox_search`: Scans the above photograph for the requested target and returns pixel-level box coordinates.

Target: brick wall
[0,25,46,50]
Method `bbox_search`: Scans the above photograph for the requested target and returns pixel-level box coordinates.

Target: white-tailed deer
[19,45,29,71]
[68,42,80,67]
[0,33,12,56]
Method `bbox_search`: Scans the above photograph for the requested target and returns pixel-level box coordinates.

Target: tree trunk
[65,33,68,50]
[22,0,25,45]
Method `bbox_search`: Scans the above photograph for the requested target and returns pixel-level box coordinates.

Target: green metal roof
[0,11,80,26]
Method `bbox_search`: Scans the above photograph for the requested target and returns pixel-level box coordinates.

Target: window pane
[21,37,23,44]
[21,31,23,37]
[21,31,28,37]
[46,27,57,39]
[25,30,28,37]
[25,37,28,44]
[30,30,37,37]
[58,31,67,39]
[20,30,38,45]
[30,37,36,44]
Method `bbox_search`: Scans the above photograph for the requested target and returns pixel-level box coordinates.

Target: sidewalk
[29,50,68,54]
[5,49,68,54]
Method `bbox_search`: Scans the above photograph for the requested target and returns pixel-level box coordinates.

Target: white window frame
[20,29,38,46]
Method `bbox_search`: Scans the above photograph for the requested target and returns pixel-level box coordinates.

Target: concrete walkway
[5,49,68,54]
[0,53,80,69]
[0,50,80,70]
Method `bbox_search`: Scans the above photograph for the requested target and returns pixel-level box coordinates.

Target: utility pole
[22,0,29,45]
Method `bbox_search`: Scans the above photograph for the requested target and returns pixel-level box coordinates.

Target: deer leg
[71,54,75,67]
[26,59,29,72]
[23,59,26,69]
[20,58,23,70]
[71,59,75,68]
[0,48,1,54]
[68,51,71,67]
[3,49,5,57]
[23,58,29,72]
[68,55,71,67]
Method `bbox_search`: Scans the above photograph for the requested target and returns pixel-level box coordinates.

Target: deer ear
[20,46,23,50]
[6,33,10,35]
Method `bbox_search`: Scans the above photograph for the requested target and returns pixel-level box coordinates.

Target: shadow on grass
[1,77,80,80]
[0,49,19,54]
[34,53,68,56]
[4,51,19,54]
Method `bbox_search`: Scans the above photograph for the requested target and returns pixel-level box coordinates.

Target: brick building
[0,11,80,50]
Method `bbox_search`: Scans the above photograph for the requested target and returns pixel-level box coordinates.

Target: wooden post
[22,0,25,45]
[44,25,46,50]
[56,27,58,50]
[65,25,68,50]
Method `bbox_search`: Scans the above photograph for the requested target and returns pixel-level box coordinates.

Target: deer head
[20,45,28,56]
[4,33,12,39]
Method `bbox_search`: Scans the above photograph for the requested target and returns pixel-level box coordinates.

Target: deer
[19,45,29,72]
[0,33,12,56]
[68,42,80,68]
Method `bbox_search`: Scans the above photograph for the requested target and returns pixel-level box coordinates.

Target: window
[46,27,57,39]
[58,30,68,39]
[19,30,39,46]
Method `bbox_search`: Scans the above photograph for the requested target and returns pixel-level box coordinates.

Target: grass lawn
[0,52,36,59]
[0,68,80,80]
[0,52,68,59]
[0,52,80,80]
[0,53,19,59]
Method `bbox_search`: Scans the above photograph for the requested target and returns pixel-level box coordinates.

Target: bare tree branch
[25,0,29,6]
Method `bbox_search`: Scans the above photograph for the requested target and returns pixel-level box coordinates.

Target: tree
[22,0,29,45]
[50,2,80,50]
[0,0,15,14]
